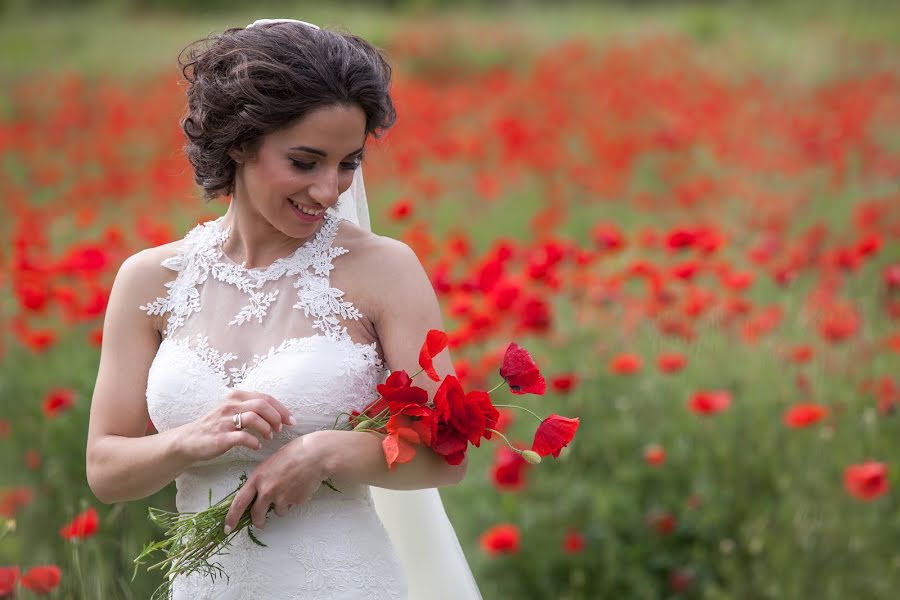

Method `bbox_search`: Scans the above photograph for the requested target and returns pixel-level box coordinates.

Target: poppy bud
[353,419,377,431]
[520,450,542,465]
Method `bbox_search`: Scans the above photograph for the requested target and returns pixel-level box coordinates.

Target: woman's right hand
[177,390,296,462]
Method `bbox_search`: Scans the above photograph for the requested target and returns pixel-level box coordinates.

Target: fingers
[224,481,256,534]
[232,410,275,441]
[230,391,295,428]
[230,430,261,451]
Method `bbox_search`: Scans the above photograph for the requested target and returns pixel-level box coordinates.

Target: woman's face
[230,103,367,239]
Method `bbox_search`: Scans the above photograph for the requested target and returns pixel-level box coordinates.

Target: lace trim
[163,333,383,388]
[140,212,363,341]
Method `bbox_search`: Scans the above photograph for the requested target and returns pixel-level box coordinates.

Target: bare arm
[85,250,194,504]
[315,237,468,490]
[86,250,294,504]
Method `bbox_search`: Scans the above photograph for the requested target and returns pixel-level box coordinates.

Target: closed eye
[289,159,362,171]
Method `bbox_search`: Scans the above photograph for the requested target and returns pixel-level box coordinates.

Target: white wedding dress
[141,209,408,599]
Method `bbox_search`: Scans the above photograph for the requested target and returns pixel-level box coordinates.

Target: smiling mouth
[288,198,324,216]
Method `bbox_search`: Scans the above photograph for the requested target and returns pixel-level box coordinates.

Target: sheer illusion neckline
[213,211,338,275]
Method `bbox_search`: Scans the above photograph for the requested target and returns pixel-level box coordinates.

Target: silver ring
[233,412,243,430]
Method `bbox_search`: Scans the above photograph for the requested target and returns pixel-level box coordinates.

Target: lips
[288,198,325,222]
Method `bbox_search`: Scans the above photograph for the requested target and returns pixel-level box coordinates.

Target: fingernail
[289,416,297,426]
[268,431,274,440]
[224,525,232,535]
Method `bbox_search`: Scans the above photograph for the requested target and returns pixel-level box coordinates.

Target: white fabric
[142,201,405,598]
[141,170,481,598]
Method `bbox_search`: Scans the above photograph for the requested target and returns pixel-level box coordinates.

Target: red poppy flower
[0,566,18,596]
[609,353,642,375]
[668,568,695,593]
[550,373,578,394]
[844,461,889,501]
[59,507,99,540]
[0,487,33,518]
[432,376,498,465]
[383,407,434,470]
[388,197,414,221]
[42,388,75,419]
[592,223,626,252]
[644,444,666,466]
[884,264,900,290]
[418,329,449,381]
[499,342,546,395]
[562,530,585,554]
[788,345,814,364]
[783,403,828,428]
[479,523,520,556]
[688,390,731,415]
[657,352,687,373]
[531,414,580,458]
[19,565,61,594]
[490,445,529,492]
[647,510,677,535]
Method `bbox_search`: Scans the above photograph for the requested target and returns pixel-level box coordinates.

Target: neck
[219,198,320,270]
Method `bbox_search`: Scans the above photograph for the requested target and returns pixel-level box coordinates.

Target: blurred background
[1,0,899,598]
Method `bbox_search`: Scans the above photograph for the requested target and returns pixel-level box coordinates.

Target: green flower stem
[488,381,505,394]
[485,428,523,453]
[491,404,545,424]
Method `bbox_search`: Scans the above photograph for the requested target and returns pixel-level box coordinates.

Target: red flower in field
[591,222,625,252]
[647,510,677,535]
[670,260,700,280]
[388,197,414,221]
[0,487,33,518]
[609,353,642,375]
[844,461,889,501]
[499,342,546,395]
[783,403,828,428]
[665,227,697,251]
[550,373,578,394]
[24,449,41,471]
[562,530,585,554]
[59,507,99,540]
[480,523,520,556]
[19,565,61,594]
[668,567,695,593]
[688,390,731,415]
[42,388,75,418]
[644,444,666,466]
[493,408,515,433]
[884,264,900,290]
[517,296,552,332]
[418,329,448,381]
[531,414,580,458]
[818,302,860,343]
[657,352,686,373]
[0,566,18,596]
[0,420,9,439]
[788,345,814,364]
[490,445,529,492]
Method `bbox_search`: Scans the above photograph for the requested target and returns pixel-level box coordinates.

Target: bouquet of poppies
[134,330,579,598]
[342,329,580,471]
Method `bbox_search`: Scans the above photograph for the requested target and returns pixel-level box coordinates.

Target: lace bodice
[139,210,406,598]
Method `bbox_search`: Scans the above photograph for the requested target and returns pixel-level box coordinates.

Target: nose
[308,167,340,207]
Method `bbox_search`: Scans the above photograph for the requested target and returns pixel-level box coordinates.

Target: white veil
[333,168,483,600]
[243,18,482,599]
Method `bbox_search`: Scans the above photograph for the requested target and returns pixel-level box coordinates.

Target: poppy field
[1,6,899,599]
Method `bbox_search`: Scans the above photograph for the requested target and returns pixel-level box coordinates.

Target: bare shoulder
[335,220,423,278]
[112,239,187,334]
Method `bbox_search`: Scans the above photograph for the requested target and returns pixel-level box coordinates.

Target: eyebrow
[290,145,365,158]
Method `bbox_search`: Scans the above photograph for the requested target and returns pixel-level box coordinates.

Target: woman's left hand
[223,432,329,532]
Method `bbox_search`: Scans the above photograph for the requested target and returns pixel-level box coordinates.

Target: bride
[85,18,482,599]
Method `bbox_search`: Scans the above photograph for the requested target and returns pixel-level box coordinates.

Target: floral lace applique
[140,211,359,341]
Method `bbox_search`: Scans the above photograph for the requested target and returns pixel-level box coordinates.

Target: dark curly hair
[178,21,396,201]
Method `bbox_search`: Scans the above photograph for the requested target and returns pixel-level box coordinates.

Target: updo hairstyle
[178,22,396,201]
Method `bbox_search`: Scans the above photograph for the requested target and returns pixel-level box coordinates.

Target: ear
[228,143,247,164]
